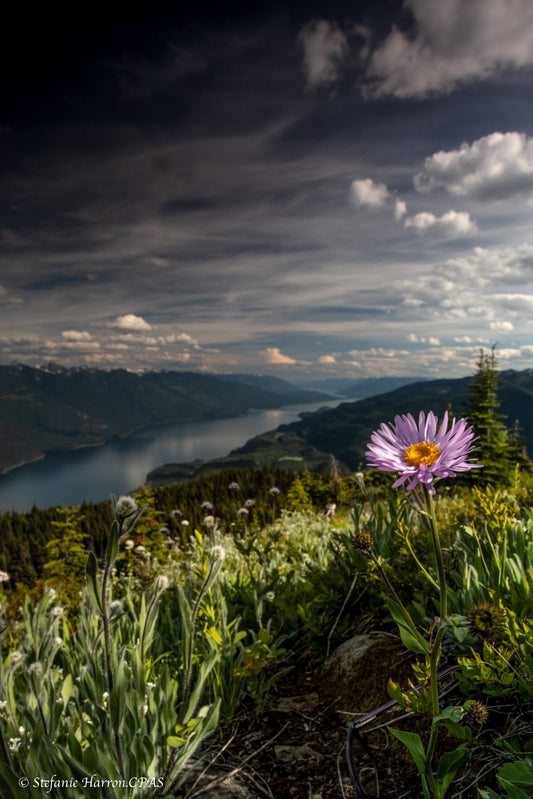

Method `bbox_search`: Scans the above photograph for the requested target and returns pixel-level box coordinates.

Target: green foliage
[43,507,88,607]
[2,449,533,798]
[463,347,530,486]
[285,477,313,512]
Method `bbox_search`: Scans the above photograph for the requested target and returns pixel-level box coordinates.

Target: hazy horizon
[2,1,533,381]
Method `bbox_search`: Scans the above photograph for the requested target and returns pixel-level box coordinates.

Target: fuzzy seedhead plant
[0,494,232,799]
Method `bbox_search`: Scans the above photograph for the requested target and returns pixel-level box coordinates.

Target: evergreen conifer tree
[464,346,528,485]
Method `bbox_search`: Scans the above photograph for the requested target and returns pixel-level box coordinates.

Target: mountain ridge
[147,369,533,485]
[0,363,331,474]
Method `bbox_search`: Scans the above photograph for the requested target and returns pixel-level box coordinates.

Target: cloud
[394,199,407,220]
[414,132,533,201]
[317,354,336,364]
[490,320,514,332]
[350,178,391,209]
[298,19,348,89]
[112,314,152,331]
[61,330,92,341]
[350,179,407,223]
[394,243,533,339]
[363,0,533,99]
[0,284,22,305]
[404,210,478,235]
[407,334,441,345]
[263,347,297,365]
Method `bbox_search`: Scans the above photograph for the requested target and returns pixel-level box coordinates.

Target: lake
[0,399,345,512]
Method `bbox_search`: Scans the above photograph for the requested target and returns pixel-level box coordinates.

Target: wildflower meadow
[1,358,533,797]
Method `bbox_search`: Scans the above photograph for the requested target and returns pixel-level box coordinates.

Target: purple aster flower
[366,410,482,495]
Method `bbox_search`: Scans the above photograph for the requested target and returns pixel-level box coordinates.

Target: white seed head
[114,494,138,519]
[209,545,226,562]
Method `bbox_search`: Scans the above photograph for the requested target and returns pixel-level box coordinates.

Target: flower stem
[102,547,125,780]
[420,489,449,792]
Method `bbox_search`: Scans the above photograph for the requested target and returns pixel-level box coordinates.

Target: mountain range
[0,363,330,474]
[147,369,533,485]
[297,375,430,397]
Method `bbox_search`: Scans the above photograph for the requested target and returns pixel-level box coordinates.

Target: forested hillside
[148,367,533,484]
[0,363,330,474]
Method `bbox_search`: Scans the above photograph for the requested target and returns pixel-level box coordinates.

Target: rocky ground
[180,633,508,799]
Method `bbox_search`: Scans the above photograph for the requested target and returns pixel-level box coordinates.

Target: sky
[3,0,533,381]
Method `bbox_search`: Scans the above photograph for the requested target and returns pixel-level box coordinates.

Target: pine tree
[285,477,312,512]
[464,347,528,485]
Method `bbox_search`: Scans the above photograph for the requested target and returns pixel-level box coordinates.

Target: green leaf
[436,747,469,794]
[207,626,222,647]
[62,673,73,706]
[106,520,119,566]
[258,628,272,645]
[496,779,530,799]
[478,790,503,799]
[0,761,28,799]
[390,728,426,774]
[443,721,472,741]
[432,706,464,726]
[497,761,533,788]
[167,735,185,748]
[85,551,102,613]
[398,625,430,655]
[387,680,405,705]
[387,599,429,655]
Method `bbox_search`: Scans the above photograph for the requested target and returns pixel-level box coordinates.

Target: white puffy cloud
[350,178,390,209]
[112,314,152,331]
[298,19,348,89]
[350,179,407,222]
[317,354,336,364]
[404,210,478,235]
[415,132,533,200]
[364,0,533,98]
[407,334,441,345]
[490,320,514,332]
[263,347,297,365]
[154,333,199,348]
[61,330,92,341]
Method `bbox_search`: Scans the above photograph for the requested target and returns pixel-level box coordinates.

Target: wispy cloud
[298,19,348,89]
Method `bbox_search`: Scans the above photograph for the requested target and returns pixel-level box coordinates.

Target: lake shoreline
[0,404,313,478]
[0,400,344,512]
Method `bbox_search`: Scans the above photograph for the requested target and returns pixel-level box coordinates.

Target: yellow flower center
[404,441,441,467]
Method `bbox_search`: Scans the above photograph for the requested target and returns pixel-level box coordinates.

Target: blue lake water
[0,400,345,512]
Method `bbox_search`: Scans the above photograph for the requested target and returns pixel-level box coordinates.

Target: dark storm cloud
[2,1,533,377]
